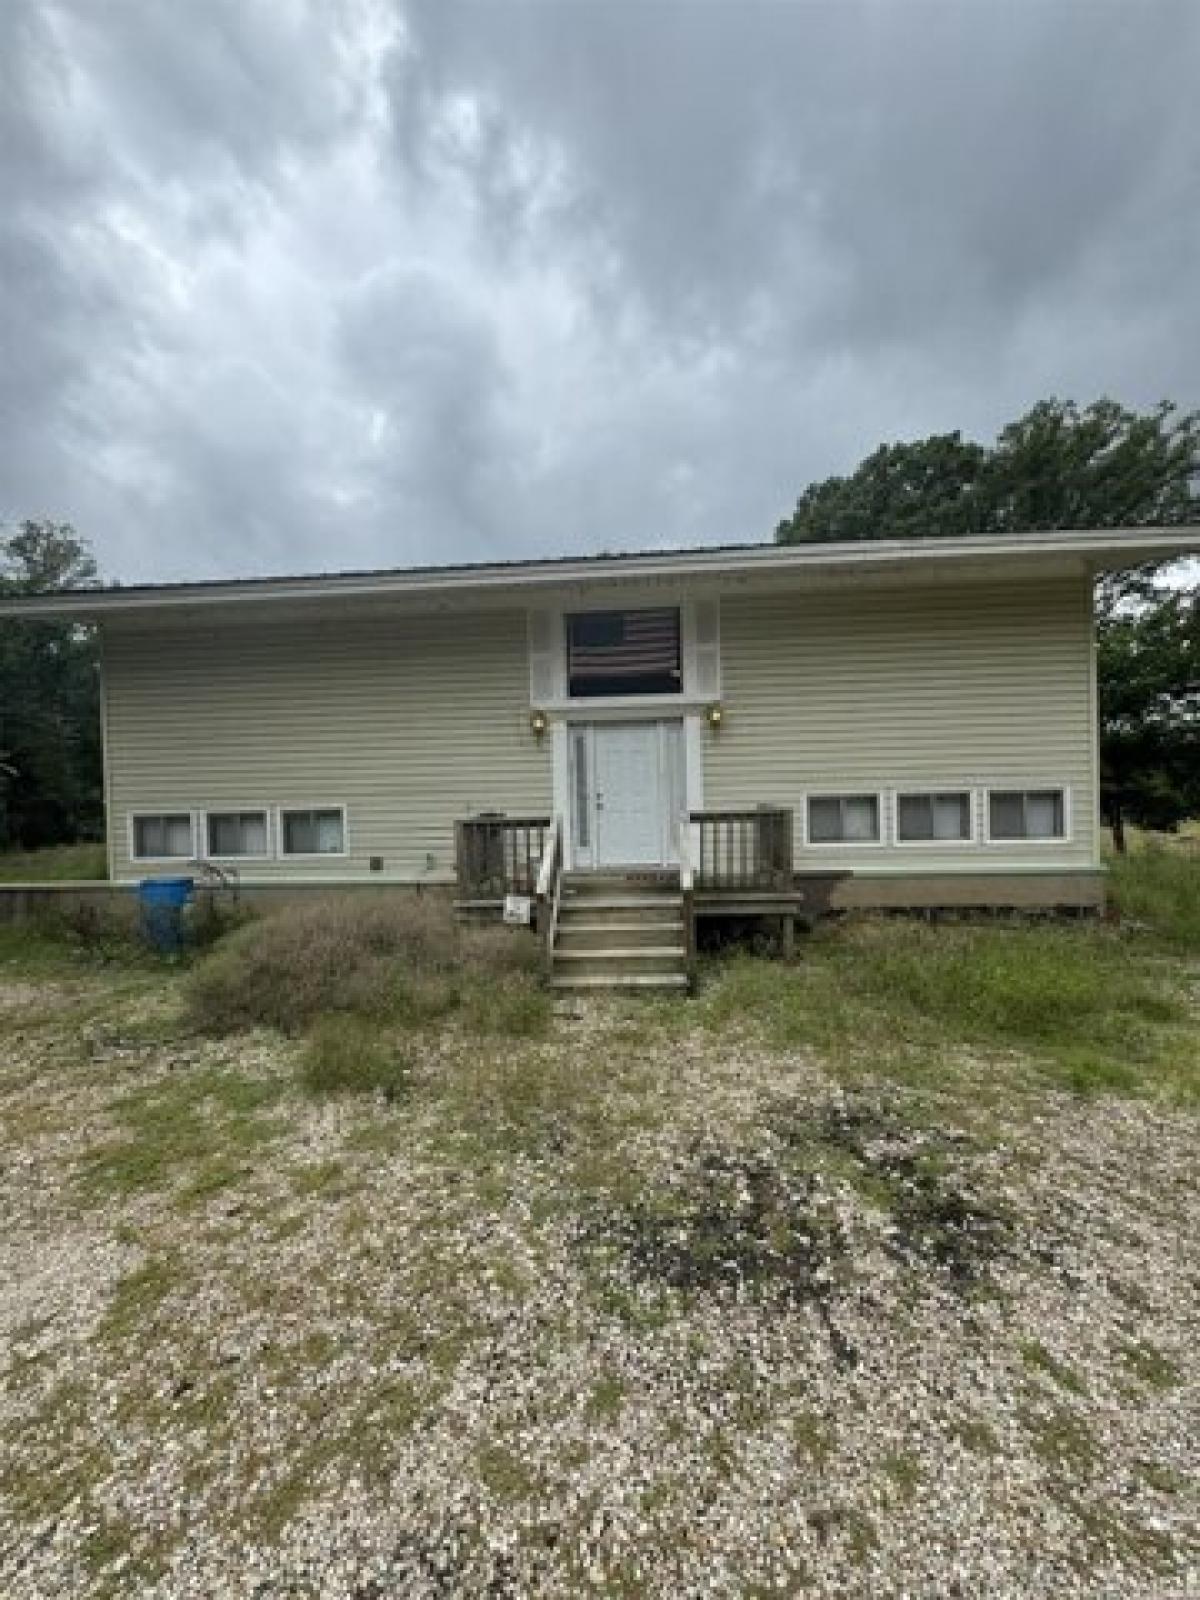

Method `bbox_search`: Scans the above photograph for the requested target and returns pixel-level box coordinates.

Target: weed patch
[300,1016,411,1098]
[699,917,1196,1102]
[81,1068,283,1196]
[1108,843,1200,953]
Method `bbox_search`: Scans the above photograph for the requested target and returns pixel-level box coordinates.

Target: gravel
[0,974,1197,1598]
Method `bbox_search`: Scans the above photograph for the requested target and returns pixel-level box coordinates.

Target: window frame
[128,810,198,864]
[803,790,886,849]
[891,787,977,849]
[983,786,1071,846]
[202,807,273,862]
[275,804,349,860]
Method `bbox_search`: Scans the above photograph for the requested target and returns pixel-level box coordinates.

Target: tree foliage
[777,398,1199,548]
[0,521,103,850]
[1097,585,1199,840]
[776,398,1200,837]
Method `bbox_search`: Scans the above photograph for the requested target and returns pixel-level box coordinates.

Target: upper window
[897,791,972,843]
[206,810,268,858]
[808,794,881,845]
[988,789,1066,841]
[566,608,681,698]
[281,807,345,856]
[132,813,194,860]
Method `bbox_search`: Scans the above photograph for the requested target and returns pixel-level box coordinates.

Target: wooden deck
[455,809,846,983]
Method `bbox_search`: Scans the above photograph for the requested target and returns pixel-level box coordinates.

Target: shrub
[185,894,538,1036]
[300,1017,411,1098]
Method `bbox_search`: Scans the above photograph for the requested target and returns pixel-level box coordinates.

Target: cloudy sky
[2,1,1198,583]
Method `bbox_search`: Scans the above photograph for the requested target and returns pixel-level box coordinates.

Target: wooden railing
[678,814,697,991]
[455,814,551,898]
[690,807,793,891]
[535,815,564,977]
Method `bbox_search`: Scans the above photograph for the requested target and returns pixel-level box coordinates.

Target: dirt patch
[581,1150,857,1362]
[581,1098,1018,1368]
[790,1100,1016,1288]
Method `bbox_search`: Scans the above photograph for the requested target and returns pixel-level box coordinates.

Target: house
[4,526,1197,989]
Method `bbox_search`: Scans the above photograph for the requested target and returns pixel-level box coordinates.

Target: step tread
[559,895,683,911]
[553,940,684,953]
[557,920,684,934]
[550,974,689,991]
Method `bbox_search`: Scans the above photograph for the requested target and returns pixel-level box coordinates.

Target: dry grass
[185,894,545,1037]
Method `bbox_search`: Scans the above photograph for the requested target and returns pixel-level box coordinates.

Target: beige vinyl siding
[104,608,550,882]
[703,578,1097,873]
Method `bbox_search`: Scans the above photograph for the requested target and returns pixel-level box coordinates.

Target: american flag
[567,608,681,687]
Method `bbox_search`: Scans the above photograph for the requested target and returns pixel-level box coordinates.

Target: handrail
[535,813,561,900]
[535,814,564,978]
[678,812,697,991]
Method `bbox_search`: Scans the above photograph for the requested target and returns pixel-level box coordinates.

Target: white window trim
[982,785,1072,846]
[201,806,274,863]
[534,590,720,711]
[275,803,350,860]
[803,790,887,849]
[128,809,199,865]
[890,787,978,849]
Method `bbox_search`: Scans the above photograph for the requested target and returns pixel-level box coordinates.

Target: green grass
[99,1254,185,1341]
[299,1016,412,1098]
[1020,1338,1088,1395]
[696,914,1197,1103]
[81,1068,284,1197]
[0,842,108,881]
[1116,1339,1181,1390]
[1108,841,1200,953]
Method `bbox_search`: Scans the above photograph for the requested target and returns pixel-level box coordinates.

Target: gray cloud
[1,0,1198,582]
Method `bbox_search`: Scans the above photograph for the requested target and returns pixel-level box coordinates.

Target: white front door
[569,721,683,869]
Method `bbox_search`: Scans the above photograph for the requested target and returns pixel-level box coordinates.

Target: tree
[0,521,103,850]
[1097,586,1199,849]
[776,398,1200,841]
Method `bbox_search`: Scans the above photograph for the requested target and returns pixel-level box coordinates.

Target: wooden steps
[550,873,689,993]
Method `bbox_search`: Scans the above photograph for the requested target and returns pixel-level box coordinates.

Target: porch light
[529,708,548,739]
[706,702,724,730]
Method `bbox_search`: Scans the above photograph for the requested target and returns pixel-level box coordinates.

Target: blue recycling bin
[138,877,195,953]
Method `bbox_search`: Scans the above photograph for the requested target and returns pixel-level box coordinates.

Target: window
[808,794,880,845]
[205,810,268,858]
[988,789,1066,841]
[897,791,972,843]
[572,730,590,851]
[280,807,345,856]
[566,608,681,697]
[132,813,194,860]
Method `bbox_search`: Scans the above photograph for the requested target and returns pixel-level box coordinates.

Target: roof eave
[1,526,1196,620]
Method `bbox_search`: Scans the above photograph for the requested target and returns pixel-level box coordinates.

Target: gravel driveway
[1,967,1197,1598]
